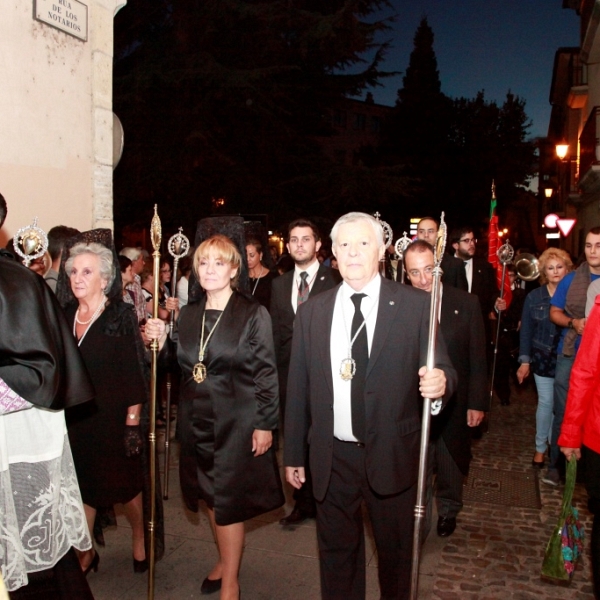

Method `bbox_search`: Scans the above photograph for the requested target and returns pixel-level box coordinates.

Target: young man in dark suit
[271,218,341,527]
[450,226,499,319]
[284,213,456,600]
[404,240,488,537]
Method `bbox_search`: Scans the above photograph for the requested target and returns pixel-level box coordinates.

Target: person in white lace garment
[0,212,96,597]
[0,381,91,594]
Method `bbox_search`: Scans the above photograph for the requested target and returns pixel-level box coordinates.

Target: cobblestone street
[87,377,596,599]
[428,377,595,599]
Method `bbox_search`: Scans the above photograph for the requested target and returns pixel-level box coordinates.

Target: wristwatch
[568,319,574,329]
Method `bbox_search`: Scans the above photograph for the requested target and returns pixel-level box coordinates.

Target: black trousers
[432,435,464,519]
[292,452,315,513]
[316,439,416,600]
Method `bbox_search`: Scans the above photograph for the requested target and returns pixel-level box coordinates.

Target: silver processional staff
[394,232,412,284]
[373,212,393,278]
[163,227,189,500]
[488,238,514,422]
[410,212,447,599]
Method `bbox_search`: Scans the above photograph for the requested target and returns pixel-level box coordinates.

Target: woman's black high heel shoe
[200,576,222,594]
[133,557,149,573]
[83,550,100,576]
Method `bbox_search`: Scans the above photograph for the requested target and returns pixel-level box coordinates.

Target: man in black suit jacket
[271,218,341,526]
[417,217,468,291]
[405,241,488,538]
[284,213,457,600]
[450,226,499,320]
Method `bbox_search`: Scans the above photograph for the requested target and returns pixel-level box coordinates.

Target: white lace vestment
[0,380,91,592]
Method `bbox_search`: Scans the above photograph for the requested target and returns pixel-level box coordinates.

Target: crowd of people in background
[3,191,600,600]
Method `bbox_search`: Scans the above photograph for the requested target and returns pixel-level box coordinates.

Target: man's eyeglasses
[459,237,477,245]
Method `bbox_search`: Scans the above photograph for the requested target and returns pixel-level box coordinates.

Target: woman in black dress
[147,234,283,600]
[64,241,148,574]
[245,237,277,311]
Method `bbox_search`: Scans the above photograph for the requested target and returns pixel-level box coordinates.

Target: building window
[333,110,347,129]
[353,113,366,131]
[334,149,347,164]
[370,116,381,133]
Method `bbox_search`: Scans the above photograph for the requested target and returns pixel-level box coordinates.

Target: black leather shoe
[437,516,457,537]
[200,577,222,594]
[279,507,315,527]
[133,558,148,573]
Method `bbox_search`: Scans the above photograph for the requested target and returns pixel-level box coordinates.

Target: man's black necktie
[297,271,309,306]
[350,293,368,442]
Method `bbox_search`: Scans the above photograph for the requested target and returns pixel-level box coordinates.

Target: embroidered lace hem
[0,435,91,592]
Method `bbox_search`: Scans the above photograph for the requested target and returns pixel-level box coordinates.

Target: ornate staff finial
[13,217,48,267]
[433,212,447,269]
[394,232,411,260]
[167,227,190,260]
[150,204,162,253]
[497,238,514,265]
[373,211,394,250]
[491,180,496,199]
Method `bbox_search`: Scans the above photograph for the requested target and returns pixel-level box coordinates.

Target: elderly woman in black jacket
[60,234,150,575]
[146,234,283,600]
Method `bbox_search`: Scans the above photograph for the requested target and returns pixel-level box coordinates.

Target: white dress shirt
[291,258,321,313]
[462,257,473,292]
[330,275,381,441]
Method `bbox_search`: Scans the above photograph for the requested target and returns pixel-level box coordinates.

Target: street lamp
[544,188,553,198]
[555,142,570,209]
[556,143,569,160]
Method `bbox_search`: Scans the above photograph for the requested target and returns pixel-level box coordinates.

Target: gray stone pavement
[87,378,595,599]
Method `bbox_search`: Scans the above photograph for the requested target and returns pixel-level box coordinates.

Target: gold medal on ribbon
[194,309,224,384]
[192,362,207,383]
[340,357,356,381]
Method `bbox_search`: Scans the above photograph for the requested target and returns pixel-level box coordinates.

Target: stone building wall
[0,0,125,244]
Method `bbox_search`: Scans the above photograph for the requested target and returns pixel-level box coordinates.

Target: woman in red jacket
[559,294,600,598]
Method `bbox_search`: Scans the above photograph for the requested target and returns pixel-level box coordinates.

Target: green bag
[541,458,585,584]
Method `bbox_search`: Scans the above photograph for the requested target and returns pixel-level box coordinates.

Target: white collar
[341,273,381,300]
[294,258,320,280]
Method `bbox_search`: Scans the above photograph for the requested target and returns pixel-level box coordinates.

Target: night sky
[365,1,580,138]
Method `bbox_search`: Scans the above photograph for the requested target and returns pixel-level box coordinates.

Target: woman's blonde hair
[538,247,573,285]
[193,234,241,289]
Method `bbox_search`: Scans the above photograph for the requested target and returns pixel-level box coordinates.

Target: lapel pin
[390,301,395,305]
[454,309,459,314]
[320,276,325,280]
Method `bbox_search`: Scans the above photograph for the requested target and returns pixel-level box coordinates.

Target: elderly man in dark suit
[271,218,341,527]
[284,212,457,600]
[405,240,488,537]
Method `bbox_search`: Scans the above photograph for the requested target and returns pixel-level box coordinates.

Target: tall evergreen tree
[112,0,394,233]
[448,90,535,226]
[377,18,535,229]
[379,17,452,222]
